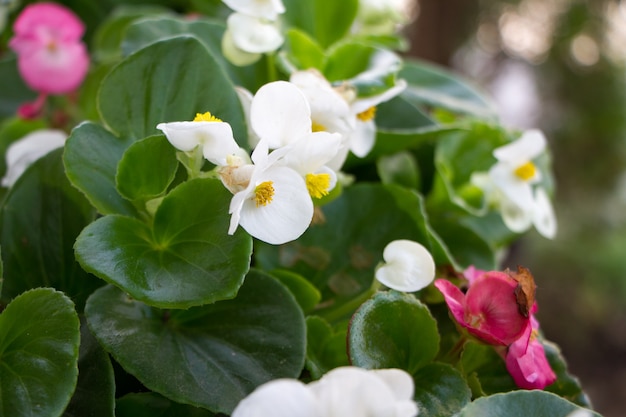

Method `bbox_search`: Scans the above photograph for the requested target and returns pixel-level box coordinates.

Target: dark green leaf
[544,340,594,408]
[116,393,217,417]
[413,363,471,417]
[458,341,516,396]
[349,290,439,374]
[270,269,321,313]
[377,151,421,189]
[0,150,100,309]
[98,36,246,143]
[305,316,349,379]
[63,319,115,417]
[0,288,80,417]
[75,178,252,308]
[63,122,137,216]
[85,270,306,414]
[116,135,178,202]
[0,55,37,118]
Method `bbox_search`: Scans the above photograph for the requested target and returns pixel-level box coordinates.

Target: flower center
[193,112,222,122]
[254,181,275,207]
[357,106,377,122]
[514,161,536,181]
[306,173,331,199]
[312,121,326,132]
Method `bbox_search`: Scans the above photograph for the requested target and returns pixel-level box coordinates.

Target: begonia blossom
[375,239,436,292]
[231,366,418,417]
[434,270,530,346]
[481,129,557,239]
[352,0,414,36]
[2,129,67,187]
[9,2,89,95]
[222,0,285,21]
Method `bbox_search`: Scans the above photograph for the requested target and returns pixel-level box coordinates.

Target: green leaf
[116,135,178,202]
[282,0,358,48]
[255,183,455,321]
[400,59,497,118]
[63,319,115,417]
[116,393,217,417]
[0,288,80,417]
[75,178,252,308]
[283,28,326,71]
[98,36,246,143]
[0,150,100,309]
[455,391,601,417]
[544,340,593,408]
[349,290,439,374]
[428,218,496,271]
[64,122,137,217]
[305,316,349,379]
[270,269,321,313]
[0,55,37,118]
[413,363,471,417]
[458,341,516,396]
[85,270,306,414]
[324,42,400,86]
[377,151,421,189]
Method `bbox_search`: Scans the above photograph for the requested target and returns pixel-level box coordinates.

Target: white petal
[281,132,342,174]
[533,187,557,239]
[222,0,285,20]
[564,410,594,417]
[235,86,261,148]
[238,166,313,244]
[348,119,376,157]
[231,379,319,417]
[493,129,546,165]
[489,162,535,211]
[500,195,533,233]
[369,368,416,402]
[221,29,262,66]
[250,81,312,148]
[2,129,67,187]
[375,239,435,292]
[227,13,284,54]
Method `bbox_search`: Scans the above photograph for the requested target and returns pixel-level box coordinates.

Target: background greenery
[405,1,626,416]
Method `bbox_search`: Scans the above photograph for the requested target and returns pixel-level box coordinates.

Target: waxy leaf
[0,288,80,417]
[117,393,217,417]
[349,290,440,374]
[0,150,100,309]
[283,0,358,48]
[455,391,601,417]
[270,269,321,313]
[85,270,306,414]
[116,135,178,202]
[64,122,137,217]
[98,36,247,143]
[64,319,115,417]
[75,178,252,308]
[413,363,471,417]
[306,316,350,379]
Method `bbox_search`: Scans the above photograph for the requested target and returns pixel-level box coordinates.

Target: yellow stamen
[312,121,326,132]
[193,112,222,122]
[306,173,331,199]
[357,106,377,122]
[254,181,275,207]
[514,161,537,181]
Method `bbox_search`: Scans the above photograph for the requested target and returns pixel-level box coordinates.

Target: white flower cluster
[472,129,557,239]
[221,0,285,66]
[157,71,404,245]
[231,366,419,417]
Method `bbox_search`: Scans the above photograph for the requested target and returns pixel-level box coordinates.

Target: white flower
[375,239,436,292]
[234,86,261,148]
[352,0,414,36]
[564,409,594,417]
[2,129,67,188]
[222,0,285,21]
[156,112,247,166]
[231,366,418,417]
[222,12,283,66]
[473,130,557,239]
[227,140,313,244]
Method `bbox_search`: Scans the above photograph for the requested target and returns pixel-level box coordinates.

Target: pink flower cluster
[434,266,556,390]
[9,2,89,117]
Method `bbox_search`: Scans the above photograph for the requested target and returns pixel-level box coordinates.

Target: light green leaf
[377,151,421,189]
[75,178,252,308]
[283,28,326,71]
[414,363,471,417]
[0,288,80,417]
[85,270,306,414]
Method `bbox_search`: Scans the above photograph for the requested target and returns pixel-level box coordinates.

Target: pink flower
[434,270,530,346]
[9,2,89,95]
[505,307,557,389]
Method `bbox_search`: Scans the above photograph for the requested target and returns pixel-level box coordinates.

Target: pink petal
[433,279,466,325]
[506,324,556,389]
[12,3,84,41]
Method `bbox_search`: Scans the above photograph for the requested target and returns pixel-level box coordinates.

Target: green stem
[266,52,277,82]
[319,279,382,324]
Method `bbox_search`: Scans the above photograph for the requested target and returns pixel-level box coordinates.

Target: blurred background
[405,1,626,416]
